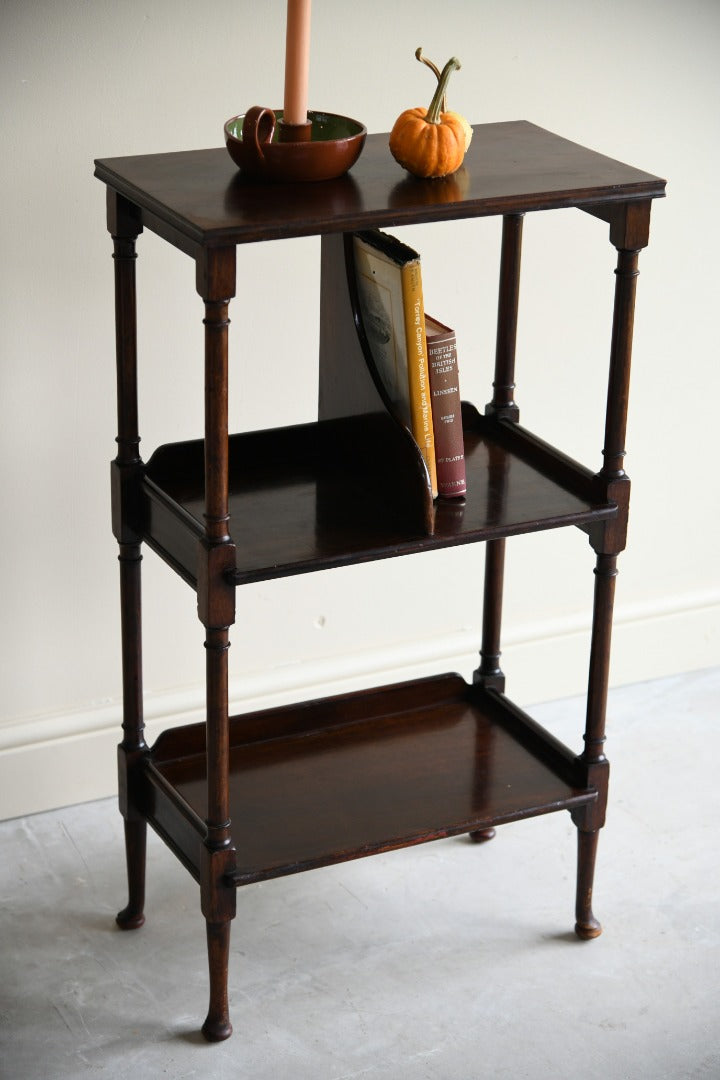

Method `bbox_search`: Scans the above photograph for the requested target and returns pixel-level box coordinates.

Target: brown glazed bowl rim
[224,109,366,182]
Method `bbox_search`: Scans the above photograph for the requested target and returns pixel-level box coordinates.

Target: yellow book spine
[400,261,437,498]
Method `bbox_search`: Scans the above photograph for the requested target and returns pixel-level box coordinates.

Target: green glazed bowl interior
[225,110,364,144]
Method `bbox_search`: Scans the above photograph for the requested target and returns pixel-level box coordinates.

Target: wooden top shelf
[94,120,665,250]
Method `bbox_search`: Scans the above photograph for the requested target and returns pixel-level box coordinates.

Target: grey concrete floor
[1,667,718,1080]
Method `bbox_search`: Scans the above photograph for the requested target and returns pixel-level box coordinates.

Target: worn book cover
[425,315,467,498]
[353,230,437,498]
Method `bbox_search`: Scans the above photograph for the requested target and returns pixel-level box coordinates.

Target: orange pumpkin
[389,56,467,179]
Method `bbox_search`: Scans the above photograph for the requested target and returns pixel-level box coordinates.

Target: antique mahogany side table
[95,122,665,1039]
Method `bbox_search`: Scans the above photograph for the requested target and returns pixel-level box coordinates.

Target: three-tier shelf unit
[94,120,665,1041]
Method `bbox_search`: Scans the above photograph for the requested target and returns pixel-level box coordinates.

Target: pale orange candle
[283,0,312,125]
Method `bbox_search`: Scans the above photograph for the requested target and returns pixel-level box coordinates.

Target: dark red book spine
[426,316,467,498]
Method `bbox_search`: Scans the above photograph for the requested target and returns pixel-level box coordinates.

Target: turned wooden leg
[567,220,650,942]
[202,921,233,1042]
[115,539,147,930]
[197,249,238,1042]
[575,829,602,939]
[489,213,523,423]
[116,818,147,930]
[475,537,507,692]
[109,201,148,933]
[199,630,236,1041]
[474,214,524,695]
[571,553,617,940]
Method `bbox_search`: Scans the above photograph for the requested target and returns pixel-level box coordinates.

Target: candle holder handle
[241,106,277,162]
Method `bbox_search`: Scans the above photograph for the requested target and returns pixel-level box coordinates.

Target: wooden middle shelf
[141,405,615,587]
[143,674,596,887]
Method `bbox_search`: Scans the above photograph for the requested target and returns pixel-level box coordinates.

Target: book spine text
[427,326,466,498]
[401,263,437,497]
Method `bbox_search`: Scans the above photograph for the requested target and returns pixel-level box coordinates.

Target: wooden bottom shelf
[143,674,596,886]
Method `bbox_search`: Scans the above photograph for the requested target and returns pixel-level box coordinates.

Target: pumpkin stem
[425,57,461,125]
[415,48,447,112]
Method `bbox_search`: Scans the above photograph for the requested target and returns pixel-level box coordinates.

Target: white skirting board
[1,591,717,821]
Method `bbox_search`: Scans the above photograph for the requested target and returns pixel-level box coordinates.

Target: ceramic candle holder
[224,108,366,182]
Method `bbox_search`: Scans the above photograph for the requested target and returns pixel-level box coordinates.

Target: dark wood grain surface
[148,675,594,884]
[95,121,665,249]
[141,408,614,585]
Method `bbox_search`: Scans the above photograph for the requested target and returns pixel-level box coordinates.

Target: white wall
[1,0,718,819]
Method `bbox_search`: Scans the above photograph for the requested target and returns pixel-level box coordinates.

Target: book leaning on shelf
[352,230,466,500]
[352,230,438,498]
